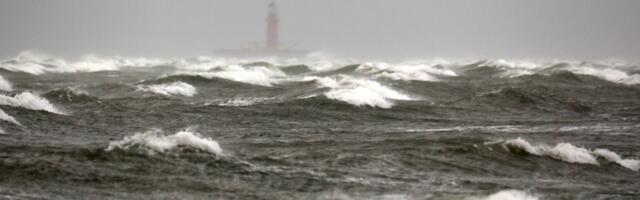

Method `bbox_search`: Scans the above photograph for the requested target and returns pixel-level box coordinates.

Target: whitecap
[356,62,457,82]
[0,61,50,75]
[547,143,598,165]
[469,189,539,200]
[480,59,541,70]
[503,138,639,171]
[592,149,640,171]
[195,65,286,87]
[205,97,272,107]
[138,81,197,97]
[0,92,65,115]
[0,51,172,75]
[106,128,223,155]
[306,75,414,109]
[477,59,540,78]
[548,62,640,85]
[0,108,20,126]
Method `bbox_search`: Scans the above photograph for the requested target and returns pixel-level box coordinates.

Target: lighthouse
[266,1,279,50]
[213,1,309,58]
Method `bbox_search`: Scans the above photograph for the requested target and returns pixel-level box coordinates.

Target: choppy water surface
[0,52,639,199]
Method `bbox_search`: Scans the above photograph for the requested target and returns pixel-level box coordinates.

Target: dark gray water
[0,54,639,199]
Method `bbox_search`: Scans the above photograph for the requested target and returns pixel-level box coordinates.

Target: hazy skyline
[1,0,639,61]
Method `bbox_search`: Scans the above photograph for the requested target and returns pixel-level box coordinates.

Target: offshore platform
[214,1,309,58]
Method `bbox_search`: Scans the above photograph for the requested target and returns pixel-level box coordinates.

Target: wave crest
[357,62,457,82]
[305,75,415,109]
[0,51,169,75]
[106,128,223,155]
[181,64,286,87]
[0,91,66,115]
[0,108,20,126]
[138,81,197,97]
[502,138,639,171]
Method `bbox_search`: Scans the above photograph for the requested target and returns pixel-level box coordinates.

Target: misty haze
[0,1,639,200]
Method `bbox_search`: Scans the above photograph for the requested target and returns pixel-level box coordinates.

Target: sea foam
[182,64,286,87]
[107,128,223,155]
[470,190,539,200]
[0,108,20,126]
[138,81,197,97]
[0,51,170,75]
[503,138,639,171]
[307,75,414,108]
[592,149,640,171]
[356,62,457,82]
[548,62,640,85]
[0,92,65,115]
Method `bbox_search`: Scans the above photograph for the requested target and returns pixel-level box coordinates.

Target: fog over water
[1,0,639,61]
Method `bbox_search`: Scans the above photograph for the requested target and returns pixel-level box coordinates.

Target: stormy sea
[0,51,639,200]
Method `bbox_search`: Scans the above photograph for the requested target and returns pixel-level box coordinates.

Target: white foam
[206,97,271,107]
[138,81,197,97]
[547,143,598,165]
[0,75,13,91]
[64,56,119,72]
[504,138,546,156]
[0,51,172,75]
[0,92,65,115]
[472,190,539,200]
[504,138,639,171]
[0,61,50,75]
[4,52,640,87]
[593,149,640,171]
[184,64,286,87]
[481,59,541,70]
[550,62,640,85]
[106,128,223,155]
[505,138,597,165]
[477,59,540,77]
[356,62,457,82]
[0,108,20,126]
[306,75,414,108]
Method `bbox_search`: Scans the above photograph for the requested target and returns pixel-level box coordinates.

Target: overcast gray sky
[1,0,639,61]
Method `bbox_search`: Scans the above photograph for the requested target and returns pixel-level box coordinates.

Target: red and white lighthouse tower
[266,1,279,50]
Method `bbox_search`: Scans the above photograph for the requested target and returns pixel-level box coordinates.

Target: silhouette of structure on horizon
[214,1,309,58]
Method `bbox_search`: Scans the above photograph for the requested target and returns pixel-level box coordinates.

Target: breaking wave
[106,128,223,155]
[543,62,640,85]
[138,81,197,97]
[0,108,20,126]
[304,75,415,109]
[356,62,458,82]
[180,64,286,87]
[0,51,167,75]
[469,189,539,200]
[474,59,540,78]
[502,138,639,171]
[0,91,65,115]
[592,149,640,172]
[3,51,639,87]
